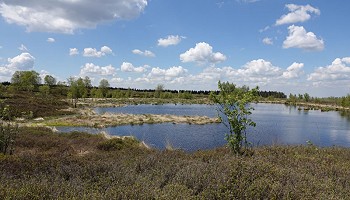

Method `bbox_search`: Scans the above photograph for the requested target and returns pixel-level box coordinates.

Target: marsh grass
[1,127,350,199]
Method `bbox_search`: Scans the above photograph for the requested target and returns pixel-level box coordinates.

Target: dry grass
[44,111,220,127]
[0,127,350,199]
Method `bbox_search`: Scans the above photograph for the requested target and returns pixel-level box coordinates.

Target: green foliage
[288,93,297,104]
[39,85,50,96]
[304,93,310,102]
[98,79,110,98]
[44,75,56,86]
[83,76,92,88]
[341,95,350,107]
[11,70,41,91]
[0,122,18,155]
[1,105,13,121]
[97,137,140,151]
[154,84,164,98]
[210,81,259,154]
[67,77,89,107]
[178,91,193,99]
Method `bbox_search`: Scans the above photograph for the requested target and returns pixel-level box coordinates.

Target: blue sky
[0,0,349,97]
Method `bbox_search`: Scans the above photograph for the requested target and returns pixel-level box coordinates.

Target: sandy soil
[43,108,220,127]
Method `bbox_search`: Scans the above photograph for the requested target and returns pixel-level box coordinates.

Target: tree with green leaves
[67,77,87,107]
[11,70,41,91]
[303,93,310,102]
[83,76,92,88]
[39,85,50,97]
[44,75,56,86]
[99,79,110,98]
[210,81,259,155]
[154,84,164,98]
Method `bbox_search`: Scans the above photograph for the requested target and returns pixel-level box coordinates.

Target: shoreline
[259,100,350,112]
[40,108,220,127]
[15,98,349,129]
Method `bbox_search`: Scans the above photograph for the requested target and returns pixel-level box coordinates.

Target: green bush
[97,137,140,151]
[0,122,18,155]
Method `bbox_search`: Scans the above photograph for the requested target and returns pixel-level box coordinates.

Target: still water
[57,103,350,152]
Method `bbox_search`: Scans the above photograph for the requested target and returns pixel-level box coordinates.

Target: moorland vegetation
[1,70,350,198]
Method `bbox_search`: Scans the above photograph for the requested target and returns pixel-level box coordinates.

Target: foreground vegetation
[0,127,349,199]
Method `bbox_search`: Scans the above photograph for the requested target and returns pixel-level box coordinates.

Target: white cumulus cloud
[283,25,324,51]
[282,62,304,79]
[132,49,155,57]
[158,35,184,47]
[236,59,282,83]
[0,0,148,34]
[83,46,113,57]
[69,48,79,56]
[7,52,35,70]
[180,42,226,65]
[276,4,320,26]
[307,57,350,83]
[146,66,188,82]
[80,63,116,76]
[120,62,147,73]
[0,53,35,81]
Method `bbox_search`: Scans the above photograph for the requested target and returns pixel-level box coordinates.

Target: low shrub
[0,122,18,155]
[97,137,140,151]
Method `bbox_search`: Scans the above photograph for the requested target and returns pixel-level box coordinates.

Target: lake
[57,103,350,152]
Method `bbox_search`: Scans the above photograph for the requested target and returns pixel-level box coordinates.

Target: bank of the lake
[1,126,350,199]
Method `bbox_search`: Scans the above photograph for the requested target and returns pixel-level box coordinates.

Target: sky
[0,0,349,97]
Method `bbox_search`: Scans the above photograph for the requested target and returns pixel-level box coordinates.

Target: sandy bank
[44,110,220,127]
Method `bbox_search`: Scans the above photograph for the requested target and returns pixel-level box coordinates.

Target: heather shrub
[97,137,140,151]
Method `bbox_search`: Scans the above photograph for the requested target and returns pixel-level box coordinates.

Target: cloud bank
[0,0,148,34]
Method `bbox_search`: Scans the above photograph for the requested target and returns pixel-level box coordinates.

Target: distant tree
[298,94,303,100]
[11,70,41,91]
[304,93,310,102]
[99,79,110,98]
[289,93,297,104]
[44,75,56,86]
[154,84,164,98]
[67,77,87,107]
[83,76,92,88]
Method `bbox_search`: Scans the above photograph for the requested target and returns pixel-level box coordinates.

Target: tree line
[3,70,350,108]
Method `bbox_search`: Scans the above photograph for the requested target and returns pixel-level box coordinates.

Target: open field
[1,127,350,199]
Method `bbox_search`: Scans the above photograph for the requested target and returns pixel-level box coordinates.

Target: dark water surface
[57,103,350,152]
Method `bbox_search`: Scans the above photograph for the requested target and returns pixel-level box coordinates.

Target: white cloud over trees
[0,53,36,81]
[120,62,148,73]
[307,57,350,86]
[80,63,116,76]
[180,42,226,65]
